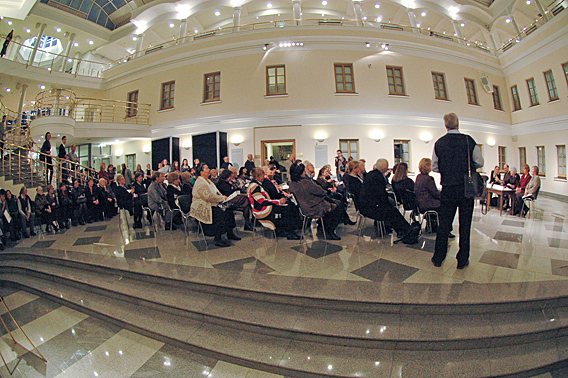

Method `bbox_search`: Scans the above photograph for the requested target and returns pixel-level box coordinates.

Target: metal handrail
[1,139,98,187]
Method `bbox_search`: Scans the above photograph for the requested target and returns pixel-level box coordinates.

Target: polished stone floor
[10,195,568,288]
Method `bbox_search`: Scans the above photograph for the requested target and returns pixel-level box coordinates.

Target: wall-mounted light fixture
[182,139,192,150]
[487,137,496,147]
[315,131,327,143]
[231,135,244,146]
[419,132,432,144]
[370,130,384,142]
[143,144,151,154]
[115,148,123,158]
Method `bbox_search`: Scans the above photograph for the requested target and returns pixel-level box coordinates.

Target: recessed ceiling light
[461,22,465,27]
[25,28,30,33]
[169,22,174,27]
[88,40,93,44]
[7,20,12,25]
[5,88,10,92]
[56,27,61,32]
[421,11,427,16]
[375,3,380,8]
[214,10,220,16]
[416,22,420,27]
[267,2,272,8]
[506,18,512,23]
[194,29,198,33]
[322,0,327,5]
[40,85,45,89]
[363,16,367,20]
[526,0,531,3]
[73,42,78,47]
[132,35,138,41]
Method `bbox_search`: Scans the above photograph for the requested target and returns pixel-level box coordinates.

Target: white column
[16,84,28,127]
[292,0,301,20]
[407,10,419,33]
[72,52,81,74]
[135,33,145,57]
[352,0,363,24]
[452,20,464,43]
[490,32,501,49]
[232,7,241,26]
[59,33,76,72]
[7,35,20,60]
[179,19,188,40]
[28,23,46,66]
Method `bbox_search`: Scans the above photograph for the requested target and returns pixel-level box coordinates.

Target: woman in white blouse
[189,163,237,247]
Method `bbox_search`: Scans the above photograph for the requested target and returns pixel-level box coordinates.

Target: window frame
[526,77,539,106]
[519,147,526,168]
[203,72,221,103]
[334,63,356,93]
[432,72,448,100]
[160,81,175,110]
[339,139,359,160]
[498,146,507,170]
[393,140,411,166]
[386,66,406,96]
[536,146,546,177]
[558,145,567,179]
[492,85,502,110]
[464,78,479,105]
[266,65,287,96]
[543,70,559,101]
[511,85,521,111]
[126,90,138,118]
[562,62,568,87]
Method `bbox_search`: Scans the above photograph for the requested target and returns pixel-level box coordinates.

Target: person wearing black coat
[40,132,53,184]
[85,178,102,222]
[166,172,184,226]
[58,136,69,183]
[98,178,116,219]
[45,185,62,232]
[57,182,72,228]
[132,172,148,227]
[70,179,87,226]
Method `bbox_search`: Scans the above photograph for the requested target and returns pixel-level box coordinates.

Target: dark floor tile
[134,230,155,240]
[124,246,161,260]
[0,298,61,336]
[551,366,568,378]
[493,231,523,243]
[550,259,568,277]
[84,225,107,232]
[213,257,275,274]
[404,238,436,253]
[191,240,232,252]
[131,343,218,378]
[351,259,419,283]
[501,220,525,228]
[291,241,343,259]
[31,240,57,249]
[548,238,568,249]
[0,287,20,297]
[545,224,565,232]
[73,236,102,246]
[479,250,520,269]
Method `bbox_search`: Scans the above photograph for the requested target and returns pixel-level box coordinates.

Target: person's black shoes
[344,219,357,225]
[244,224,254,232]
[287,232,301,240]
[214,240,230,247]
[448,233,456,239]
[431,258,442,267]
[227,233,241,241]
[457,260,470,270]
[326,232,341,240]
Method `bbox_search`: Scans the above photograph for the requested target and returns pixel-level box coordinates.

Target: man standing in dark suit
[359,158,418,244]
[58,136,69,183]
[244,154,255,176]
[431,113,483,269]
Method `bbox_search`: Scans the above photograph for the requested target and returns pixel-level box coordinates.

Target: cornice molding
[511,113,568,136]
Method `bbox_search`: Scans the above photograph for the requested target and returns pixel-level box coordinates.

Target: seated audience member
[115,174,135,218]
[217,169,253,232]
[180,172,193,196]
[172,161,180,172]
[148,171,175,229]
[0,190,14,242]
[289,163,344,240]
[235,167,249,192]
[303,161,315,179]
[503,166,520,211]
[514,165,541,216]
[512,164,531,214]
[358,159,367,180]
[316,164,355,225]
[17,186,36,237]
[35,186,59,232]
[166,171,184,225]
[70,179,87,226]
[98,178,116,219]
[359,158,419,244]
[497,164,511,185]
[490,165,501,184]
[248,167,300,240]
[343,160,364,206]
[57,182,72,228]
[210,168,219,184]
[391,162,415,204]
[85,178,103,222]
[221,156,233,170]
[98,163,109,181]
[6,190,20,240]
[180,159,190,173]
[132,172,147,227]
[190,163,237,246]
[46,185,63,230]
[262,166,291,200]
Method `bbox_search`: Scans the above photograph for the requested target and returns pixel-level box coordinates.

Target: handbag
[464,136,484,199]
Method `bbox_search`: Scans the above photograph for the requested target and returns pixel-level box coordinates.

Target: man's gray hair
[116,174,125,182]
[444,112,459,130]
[375,158,389,173]
[510,166,517,173]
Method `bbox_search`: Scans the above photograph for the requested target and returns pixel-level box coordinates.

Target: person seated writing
[359,158,419,244]
[190,163,238,246]
[289,163,344,240]
[490,165,501,184]
[248,167,300,240]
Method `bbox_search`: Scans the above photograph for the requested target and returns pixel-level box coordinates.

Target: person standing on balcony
[40,132,53,184]
[0,115,6,160]
[0,30,13,58]
[59,136,69,183]
[68,144,79,179]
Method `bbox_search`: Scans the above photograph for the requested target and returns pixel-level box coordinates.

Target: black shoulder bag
[464,136,484,199]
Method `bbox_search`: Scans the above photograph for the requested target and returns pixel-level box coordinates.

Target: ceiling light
[215,10,220,15]
[421,11,427,16]
[194,29,198,33]
[88,40,93,44]
[461,22,465,27]
[7,20,12,25]
[322,0,327,4]
[67,58,72,62]
[5,88,10,92]
[39,85,45,89]
[169,22,174,27]
[73,42,78,47]
[267,2,272,8]
[56,27,61,32]
[416,22,420,27]
[25,28,31,33]
[262,44,268,50]
[363,16,367,20]
[365,42,370,48]
[376,16,382,22]
[375,3,380,8]
[506,18,512,23]
[132,35,137,41]
[526,0,531,3]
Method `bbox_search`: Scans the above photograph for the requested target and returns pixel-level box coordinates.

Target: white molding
[511,114,568,135]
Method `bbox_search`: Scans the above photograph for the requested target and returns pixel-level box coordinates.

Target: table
[486,186,515,216]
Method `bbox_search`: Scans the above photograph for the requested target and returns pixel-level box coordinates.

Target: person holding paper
[216,169,253,232]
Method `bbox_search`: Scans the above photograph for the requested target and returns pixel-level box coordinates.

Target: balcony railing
[34,89,150,125]
[0,0,565,79]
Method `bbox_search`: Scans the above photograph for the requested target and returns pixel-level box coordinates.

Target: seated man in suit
[359,158,419,244]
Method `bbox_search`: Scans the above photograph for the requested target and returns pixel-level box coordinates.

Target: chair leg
[320,218,327,242]
[197,221,208,246]
[356,214,365,244]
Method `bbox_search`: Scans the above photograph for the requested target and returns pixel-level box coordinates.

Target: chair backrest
[178,195,192,213]
[400,189,419,212]
[140,193,149,208]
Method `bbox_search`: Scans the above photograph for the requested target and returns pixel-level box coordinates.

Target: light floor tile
[207,361,251,378]
[0,291,39,315]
